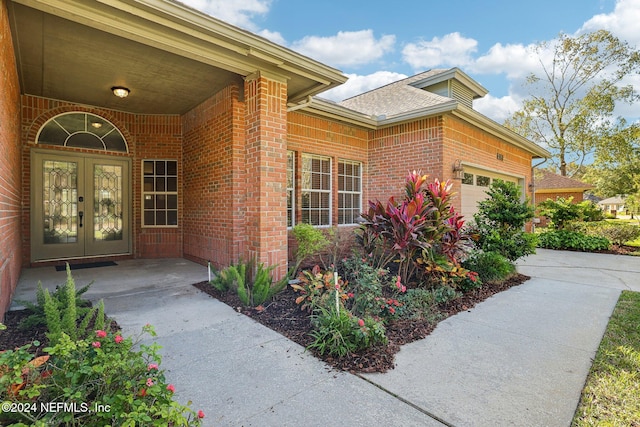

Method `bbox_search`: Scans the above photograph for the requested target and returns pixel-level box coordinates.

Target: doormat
[55,261,117,271]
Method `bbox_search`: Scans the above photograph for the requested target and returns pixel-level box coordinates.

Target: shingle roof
[338,70,453,117]
[535,170,594,190]
[598,196,626,205]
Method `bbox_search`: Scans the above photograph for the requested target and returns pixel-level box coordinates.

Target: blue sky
[181,0,639,123]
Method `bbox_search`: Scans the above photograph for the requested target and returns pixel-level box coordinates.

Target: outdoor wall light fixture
[111,86,130,98]
[452,159,465,180]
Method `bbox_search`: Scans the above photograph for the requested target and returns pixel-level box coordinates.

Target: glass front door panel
[42,160,78,244]
[94,164,123,242]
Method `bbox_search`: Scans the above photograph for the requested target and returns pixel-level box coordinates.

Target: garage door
[461,166,520,221]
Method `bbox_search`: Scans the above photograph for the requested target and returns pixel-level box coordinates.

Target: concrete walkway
[11,250,640,426]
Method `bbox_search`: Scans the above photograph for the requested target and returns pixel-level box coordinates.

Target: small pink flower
[358,319,365,327]
[92,341,101,348]
[347,292,354,298]
[197,410,205,419]
[114,335,124,344]
[167,384,175,393]
[401,285,407,293]
[146,378,154,387]
[95,330,107,338]
[148,363,159,371]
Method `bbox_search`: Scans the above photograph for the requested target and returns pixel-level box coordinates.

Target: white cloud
[472,43,541,79]
[402,32,477,70]
[580,0,640,46]
[319,71,408,102]
[474,94,523,123]
[256,29,286,45]
[178,0,272,31]
[291,30,395,68]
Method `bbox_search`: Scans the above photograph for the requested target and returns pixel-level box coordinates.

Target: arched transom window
[37,112,128,153]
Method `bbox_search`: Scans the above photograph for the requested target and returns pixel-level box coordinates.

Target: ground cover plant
[572,291,640,426]
[0,267,204,426]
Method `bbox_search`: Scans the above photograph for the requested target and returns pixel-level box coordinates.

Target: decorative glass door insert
[32,151,130,261]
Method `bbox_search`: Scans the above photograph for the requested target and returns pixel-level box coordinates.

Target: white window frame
[287,151,295,228]
[338,159,362,225]
[142,159,178,227]
[301,154,332,227]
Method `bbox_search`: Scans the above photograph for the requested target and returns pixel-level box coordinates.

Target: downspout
[530,157,548,233]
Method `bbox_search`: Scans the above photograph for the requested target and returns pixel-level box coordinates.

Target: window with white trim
[142,160,178,227]
[301,154,331,226]
[287,151,295,227]
[338,159,362,225]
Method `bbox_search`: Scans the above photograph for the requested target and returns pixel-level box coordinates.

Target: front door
[31,150,131,261]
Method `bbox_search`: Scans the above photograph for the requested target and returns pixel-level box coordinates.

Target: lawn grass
[572,291,640,426]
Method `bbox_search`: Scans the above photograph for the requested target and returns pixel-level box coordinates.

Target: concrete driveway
[11,249,640,426]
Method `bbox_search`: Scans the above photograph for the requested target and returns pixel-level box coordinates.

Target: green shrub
[577,201,605,222]
[34,266,109,346]
[17,265,93,331]
[537,230,610,251]
[398,288,438,320]
[568,221,640,246]
[432,285,459,304]
[291,223,329,277]
[0,326,204,426]
[538,197,583,229]
[308,305,386,357]
[210,258,286,307]
[594,223,640,245]
[472,180,536,261]
[462,251,516,283]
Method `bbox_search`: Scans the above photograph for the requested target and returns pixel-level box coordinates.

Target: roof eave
[451,105,551,158]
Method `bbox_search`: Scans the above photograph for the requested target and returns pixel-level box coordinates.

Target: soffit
[8,0,346,114]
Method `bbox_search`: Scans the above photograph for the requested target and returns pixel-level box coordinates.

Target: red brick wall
[182,83,245,269]
[535,191,584,205]
[286,112,369,264]
[133,115,183,258]
[244,75,288,278]
[442,115,534,212]
[0,0,23,319]
[368,117,444,203]
[21,97,183,264]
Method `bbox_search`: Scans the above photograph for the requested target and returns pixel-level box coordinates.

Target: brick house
[0,0,549,318]
[533,170,595,227]
[534,170,594,205]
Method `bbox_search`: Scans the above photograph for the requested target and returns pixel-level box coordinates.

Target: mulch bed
[193,274,530,373]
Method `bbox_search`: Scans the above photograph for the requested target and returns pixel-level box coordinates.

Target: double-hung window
[301,154,331,226]
[142,160,178,226]
[338,160,362,225]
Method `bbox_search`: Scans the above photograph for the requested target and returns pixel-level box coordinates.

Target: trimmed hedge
[537,230,610,252]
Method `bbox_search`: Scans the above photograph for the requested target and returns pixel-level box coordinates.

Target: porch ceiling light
[111,86,130,98]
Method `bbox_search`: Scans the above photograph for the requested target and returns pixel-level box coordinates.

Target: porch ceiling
[7,0,347,115]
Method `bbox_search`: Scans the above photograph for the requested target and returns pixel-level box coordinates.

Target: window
[287,151,295,227]
[476,175,491,187]
[142,160,178,226]
[301,154,331,226]
[37,112,127,152]
[338,160,362,225]
[462,173,474,185]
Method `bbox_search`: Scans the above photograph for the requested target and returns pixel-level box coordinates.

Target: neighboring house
[598,196,627,217]
[534,170,594,204]
[0,0,549,317]
[533,170,595,227]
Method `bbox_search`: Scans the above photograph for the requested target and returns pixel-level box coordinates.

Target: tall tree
[505,30,640,176]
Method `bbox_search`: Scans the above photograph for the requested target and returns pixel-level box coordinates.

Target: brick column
[244,72,288,278]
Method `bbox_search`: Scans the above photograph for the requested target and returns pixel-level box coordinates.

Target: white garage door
[461,166,520,221]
